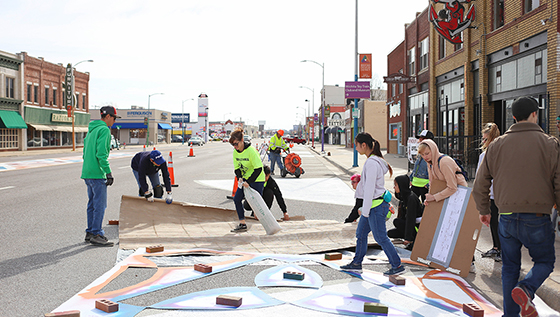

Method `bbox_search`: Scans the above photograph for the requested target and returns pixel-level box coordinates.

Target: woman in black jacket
[388,175,423,250]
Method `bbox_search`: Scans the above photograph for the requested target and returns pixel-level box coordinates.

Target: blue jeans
[269,152,283,173]
[133,170,161,195]
[499,213,555,317]
[352,202,402,269]
[84,179,107,236]
[233,181,264,221]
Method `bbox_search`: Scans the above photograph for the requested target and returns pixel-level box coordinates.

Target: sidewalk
[310,143,560,312]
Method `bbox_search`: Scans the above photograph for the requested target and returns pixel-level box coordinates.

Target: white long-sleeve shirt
[477,152,494,199]
[361,155,389,217]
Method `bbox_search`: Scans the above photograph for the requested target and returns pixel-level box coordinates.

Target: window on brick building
[27,84,32,102]
[419,37,429,70]
[75,93,80,109]
[524,0,540,14]
[439,36,446,60]
[493,0,504,30]
[5,77,14,98]
[392,84,396,97]
[33,85,38,103]
[45,87,49,105]
[53,88,57,106]
[83,95,86,110]
[408,47,416,75]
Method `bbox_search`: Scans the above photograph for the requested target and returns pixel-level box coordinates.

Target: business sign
[52,113,72,123]
[429,0,475,44]
[198,93,208,117]
[171,113,190,123]
[388,100,402,118]
[359,54,372,79]
[64,63,73,116]
[345,81,371,99]
[383,73,415,84]
[127,110,153,117]
[408,137,419,164]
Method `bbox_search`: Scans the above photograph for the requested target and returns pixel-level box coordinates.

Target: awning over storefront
[111,122,147,129]
[158,123,172,130]
[28,123,87,132]
[0,110,27,129]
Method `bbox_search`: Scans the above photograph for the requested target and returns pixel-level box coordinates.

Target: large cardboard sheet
[411,180,482,277]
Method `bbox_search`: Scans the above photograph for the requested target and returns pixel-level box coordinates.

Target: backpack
[437,155,469,182]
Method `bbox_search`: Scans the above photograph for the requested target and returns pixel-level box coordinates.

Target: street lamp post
[147,93,164,146]
[181,98,194,145]
[299,86,314,146]
[71,59,93,151]
[300,60,324,153]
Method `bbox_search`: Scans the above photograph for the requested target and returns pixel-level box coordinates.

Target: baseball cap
[512,97,538,121]
[100,106,121,118]
[277,129,284,136]
[150,150,166,165]
[416,130,434,140]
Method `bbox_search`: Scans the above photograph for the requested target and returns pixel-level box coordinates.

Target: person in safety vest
[268,129,289,175]
[410,130,433,203]
[131,150,173,204]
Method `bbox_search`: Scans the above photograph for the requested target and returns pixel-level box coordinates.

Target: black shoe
[494,251,502,262]
[85,232,94,242]
[481,248,499,258]
[89,234,114,247]
[230,223,247,232]
[405,243,414,251]
[340,262,363,273]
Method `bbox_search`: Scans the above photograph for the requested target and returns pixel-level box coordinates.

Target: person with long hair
[477,123,501,262]
[229,128,265,233]
[340,132,405,276]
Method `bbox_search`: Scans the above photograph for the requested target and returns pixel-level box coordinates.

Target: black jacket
[394,175,423,241]
[131,151,172,193]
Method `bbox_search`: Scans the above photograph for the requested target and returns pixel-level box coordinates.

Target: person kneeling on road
[131,150,173,204]
[243,165,290,221]
[387,175,423,251]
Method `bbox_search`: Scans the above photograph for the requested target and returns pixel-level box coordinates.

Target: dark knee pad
[154,184,164,198]
[243,200,252,211]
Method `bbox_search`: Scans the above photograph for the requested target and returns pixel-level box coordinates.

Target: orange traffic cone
[188,146,195,157]
[289,142,294,148]
[168,152,178,187]
[153,146,156,151]
[226,177,239,199]
[143,145,146,151]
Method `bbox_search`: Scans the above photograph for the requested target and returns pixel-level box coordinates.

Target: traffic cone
[168,152,178,187]
[289,142,294,148]
[143,145,146,151]
[226,177,238,199]
[188,146,195,157]
[153,147,156,151]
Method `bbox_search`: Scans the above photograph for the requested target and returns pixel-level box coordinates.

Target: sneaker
[340,262,363,273]
[383,265,405,276]
[84,232,94,242]
[89,234,114,247]
[470,262,477,273]
[230,223,247,232]
[511,285,538,317]
[481,248,499,258]
[494,251,502,262]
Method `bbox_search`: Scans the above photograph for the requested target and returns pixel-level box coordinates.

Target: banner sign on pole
[359,54,372,79]
[64,63,73,116]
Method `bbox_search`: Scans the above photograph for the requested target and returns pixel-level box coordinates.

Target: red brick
[463,303,484,317]
[108,220,119,225]
[324,253,342,260]
[389,275,406,285]
[146,245,164,253]
[216,295,242,307]
[194,263,212,273]
[44,310,80,317]
[95,299,119,313]
[283,271,305,280]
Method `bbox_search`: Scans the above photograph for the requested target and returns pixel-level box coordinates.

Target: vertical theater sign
[429,0,475,44]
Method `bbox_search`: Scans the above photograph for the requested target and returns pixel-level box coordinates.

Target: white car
[188,136,205,146]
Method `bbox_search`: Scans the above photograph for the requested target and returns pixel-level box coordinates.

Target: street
[0,140,354,317]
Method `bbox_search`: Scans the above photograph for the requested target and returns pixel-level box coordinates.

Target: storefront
[0,50,26,151]
[24,107,89,148]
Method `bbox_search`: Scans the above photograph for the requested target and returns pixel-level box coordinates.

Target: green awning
[0,110,28,129]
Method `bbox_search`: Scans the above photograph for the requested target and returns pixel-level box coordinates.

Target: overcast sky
[1,0,428,129]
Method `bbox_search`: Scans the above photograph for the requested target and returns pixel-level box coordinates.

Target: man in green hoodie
[81,106,120,247]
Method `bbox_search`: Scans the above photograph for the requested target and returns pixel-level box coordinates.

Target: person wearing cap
[81,106,120,247]
[131,150,173,204]
[410,130,434,202]
[268,129,290,175]
[473,97,559,317]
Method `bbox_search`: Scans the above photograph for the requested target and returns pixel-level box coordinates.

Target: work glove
[166,192,173,204]
[145,192,154,202]
[106,173,114,186]
[238,178,244,189]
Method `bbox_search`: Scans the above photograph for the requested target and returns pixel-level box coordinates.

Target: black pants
[411,185,428,203]
[344,198,363,223]
[387,218,418,241]
[489,199,501,250]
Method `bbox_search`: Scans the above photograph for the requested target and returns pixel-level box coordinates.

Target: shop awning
[330,126,341,134]
[0,110,27,129]
[158,123,172,130]
[111,122,146,129]
[28,124,87,132]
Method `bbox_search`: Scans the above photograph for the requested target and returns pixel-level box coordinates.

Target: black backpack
[437,155,469,182]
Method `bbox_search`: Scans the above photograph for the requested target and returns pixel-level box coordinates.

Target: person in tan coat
[417,139,468,205]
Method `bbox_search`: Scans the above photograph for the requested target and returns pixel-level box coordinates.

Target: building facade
[0,50,27,151]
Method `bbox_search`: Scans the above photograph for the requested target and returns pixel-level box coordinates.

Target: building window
[45,87,49,105]
[53,88,57,106]
[399,84,403,94]
[389,123,400,140]
[5,77,14,98]
[419,37,429,70]
[0,128,19,149]
[33,85,38,103]
[439,36,446,60]
[82,95,86,110]
[524,0,540,14]
[408,47,416,75]
[27,84,32,102]
[75,93,80,109]
[493,0,504,30]
[392,84,396,97]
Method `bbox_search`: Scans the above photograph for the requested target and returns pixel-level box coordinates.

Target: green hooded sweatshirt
[81,120,112,179]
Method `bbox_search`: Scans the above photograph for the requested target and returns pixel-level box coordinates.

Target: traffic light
[144,117,148,125]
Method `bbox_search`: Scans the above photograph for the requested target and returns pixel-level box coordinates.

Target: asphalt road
[0,140,353,317]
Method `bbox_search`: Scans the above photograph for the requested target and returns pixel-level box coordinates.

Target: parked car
[284,135,306,144]
[171,135,184,143]
[243,135,252,142]
[110,135,120,150]
[157,134,165,143]
[188,136,205,146]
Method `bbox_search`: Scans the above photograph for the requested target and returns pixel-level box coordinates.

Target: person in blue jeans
[131,150,173,204]
[473,97,559,317]
[340,132,404,276]
[268,129,289,175]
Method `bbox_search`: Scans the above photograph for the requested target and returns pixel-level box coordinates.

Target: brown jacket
[473,122,560,215]
[421,139,468,202]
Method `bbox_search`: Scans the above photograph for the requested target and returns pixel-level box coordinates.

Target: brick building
[0,50,27,151]
[22,53,90,149]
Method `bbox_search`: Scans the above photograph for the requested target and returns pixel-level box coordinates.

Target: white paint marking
[0,186,15,191]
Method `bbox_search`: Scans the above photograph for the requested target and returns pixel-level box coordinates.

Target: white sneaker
[470,262,477,273]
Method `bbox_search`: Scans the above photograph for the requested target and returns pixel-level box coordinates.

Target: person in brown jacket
[473,97,560,317]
